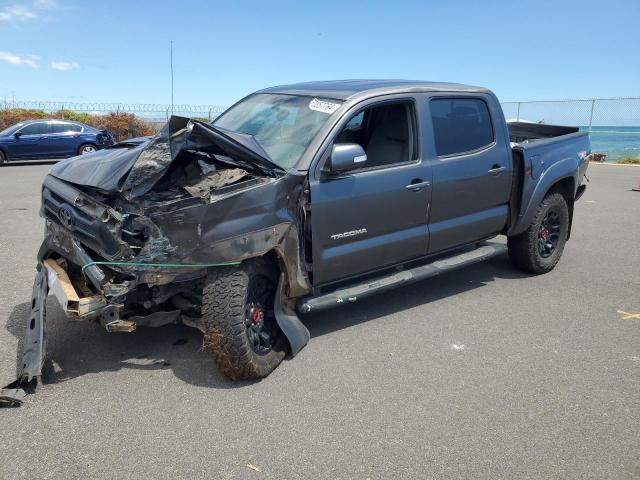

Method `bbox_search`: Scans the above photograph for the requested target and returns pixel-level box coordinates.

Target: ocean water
[581,126,640,161]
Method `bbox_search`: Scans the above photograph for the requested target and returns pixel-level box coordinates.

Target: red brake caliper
[540,227,549,241]
[251,305,263,324]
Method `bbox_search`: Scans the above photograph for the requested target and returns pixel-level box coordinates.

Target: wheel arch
[510,161,579,238]
[547,177,575,239]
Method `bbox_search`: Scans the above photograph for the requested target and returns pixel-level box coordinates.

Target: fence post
[208,108,212,122]
[516,102,521,121]
[588,99,596,132]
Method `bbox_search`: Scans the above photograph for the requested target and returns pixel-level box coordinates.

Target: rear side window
[19,122,50,135]
[430,98,494,156]
[51,122,82,133]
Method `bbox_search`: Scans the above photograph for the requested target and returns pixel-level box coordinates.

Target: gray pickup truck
[6,80,591,396]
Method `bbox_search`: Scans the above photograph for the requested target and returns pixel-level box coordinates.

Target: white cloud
[51,60,79,71]
[0,51,40,68]
[0,0,58,22]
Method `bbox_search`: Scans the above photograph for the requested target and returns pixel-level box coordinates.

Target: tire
[78,143,97,155]
[508,192,570,274]
[201,257,288,380]
[0,150,6,166]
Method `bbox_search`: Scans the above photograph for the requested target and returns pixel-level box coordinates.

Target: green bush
[0,108,159,141]
[617,158,640,165]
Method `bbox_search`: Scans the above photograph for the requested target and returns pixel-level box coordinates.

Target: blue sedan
[0,119,115,165]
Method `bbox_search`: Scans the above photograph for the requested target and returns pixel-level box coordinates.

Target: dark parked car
[3,80,591,403]
[0,119,115,164]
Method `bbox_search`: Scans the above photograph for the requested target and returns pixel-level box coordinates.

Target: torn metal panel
[0,266,47,407]
[20,265,48,383]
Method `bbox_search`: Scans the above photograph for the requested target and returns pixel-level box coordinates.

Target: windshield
[213,93,343,168]
[0,123,25,136]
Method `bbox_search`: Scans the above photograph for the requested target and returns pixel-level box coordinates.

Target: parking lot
[0,162,638,479]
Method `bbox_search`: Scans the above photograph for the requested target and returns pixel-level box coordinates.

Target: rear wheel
[508,192,569,274]
[201,258,288,380]
[78,143,97,155]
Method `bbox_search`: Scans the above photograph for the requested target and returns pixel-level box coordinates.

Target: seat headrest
[379,105,408,141]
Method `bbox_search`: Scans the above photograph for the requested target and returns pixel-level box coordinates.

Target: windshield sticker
[309,98,341,114]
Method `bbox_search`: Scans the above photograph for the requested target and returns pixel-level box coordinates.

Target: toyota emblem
[58,207,73,228]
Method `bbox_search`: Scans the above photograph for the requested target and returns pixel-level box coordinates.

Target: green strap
[81,260,240,272]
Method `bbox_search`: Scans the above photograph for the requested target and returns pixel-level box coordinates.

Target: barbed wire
[1,100,227,113]
[1,97,639,160]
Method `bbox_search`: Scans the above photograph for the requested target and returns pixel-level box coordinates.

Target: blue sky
[0,0,639,106]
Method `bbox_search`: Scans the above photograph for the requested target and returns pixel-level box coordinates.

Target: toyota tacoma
[2,80,590,403]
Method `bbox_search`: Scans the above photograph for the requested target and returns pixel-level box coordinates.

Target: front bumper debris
[1,265,48,407]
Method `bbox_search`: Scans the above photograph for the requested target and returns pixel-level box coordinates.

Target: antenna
[170,40,174,116]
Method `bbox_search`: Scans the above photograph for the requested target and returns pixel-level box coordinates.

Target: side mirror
[14,132,22,138]
[327,143,367,173]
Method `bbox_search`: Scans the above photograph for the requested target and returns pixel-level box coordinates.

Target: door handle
[405,180,431,192]
[487,165,505,175]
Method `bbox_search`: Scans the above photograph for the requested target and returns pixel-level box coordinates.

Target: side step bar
[298,242,507,313]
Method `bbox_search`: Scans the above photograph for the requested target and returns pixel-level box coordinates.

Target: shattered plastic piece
[246,464,263,473]
[0,386,26,407]
[183,168,248,199]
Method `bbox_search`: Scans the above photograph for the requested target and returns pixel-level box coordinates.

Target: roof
[258,79,489,101]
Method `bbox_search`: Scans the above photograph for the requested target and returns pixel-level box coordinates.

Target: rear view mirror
[14,132,22,138]
[327,143,367,173]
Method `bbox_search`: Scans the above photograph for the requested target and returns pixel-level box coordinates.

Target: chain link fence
[0,100,227,122]
[2,97,639,161]
[501,97,640,161]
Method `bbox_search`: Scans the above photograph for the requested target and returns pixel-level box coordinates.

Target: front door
[310,100,431,286]
[9,121,52,158]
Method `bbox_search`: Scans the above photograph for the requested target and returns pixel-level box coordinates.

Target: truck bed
[507,121,579,144]
[507,122,590,236]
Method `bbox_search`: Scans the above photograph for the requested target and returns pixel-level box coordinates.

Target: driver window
[19,122,50,136]
[335,102,413,168]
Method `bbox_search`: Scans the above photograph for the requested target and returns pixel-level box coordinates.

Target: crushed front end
[2,117,311,404]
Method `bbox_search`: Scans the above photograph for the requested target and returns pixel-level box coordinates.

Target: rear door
[49,121,83,156]
[8,121,52,158]
[309,98,431,286]
[425,95,512,253]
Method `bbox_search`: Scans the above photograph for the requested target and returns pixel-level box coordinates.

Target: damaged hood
[48,116,285,196]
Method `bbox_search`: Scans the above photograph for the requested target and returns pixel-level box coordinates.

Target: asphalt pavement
[0,162,639,479]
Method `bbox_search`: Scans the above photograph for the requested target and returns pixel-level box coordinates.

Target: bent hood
[48,116,285,196]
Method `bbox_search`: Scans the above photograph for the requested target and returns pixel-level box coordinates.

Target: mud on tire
[201,257,288,380]
[508,191,570,274]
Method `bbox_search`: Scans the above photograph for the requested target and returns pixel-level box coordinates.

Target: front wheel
[201,258,288,380]
[508,192,569,274]
[0,150,6,166]
[78,143,97,155]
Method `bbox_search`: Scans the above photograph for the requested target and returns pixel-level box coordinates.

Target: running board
[298,242,507,313]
